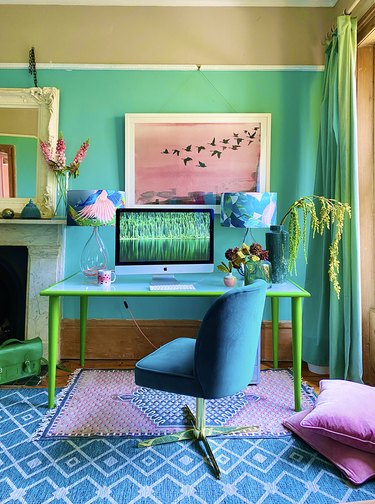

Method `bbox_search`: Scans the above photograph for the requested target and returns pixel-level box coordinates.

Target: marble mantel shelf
[0,219,66,225]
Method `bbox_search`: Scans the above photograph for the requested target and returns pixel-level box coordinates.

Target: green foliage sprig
[280,196,351,298]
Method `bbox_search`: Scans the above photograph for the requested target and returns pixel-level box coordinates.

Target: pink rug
[33,368,316,440]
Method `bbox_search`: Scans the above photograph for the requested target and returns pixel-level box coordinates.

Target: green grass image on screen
[119,212,211,262]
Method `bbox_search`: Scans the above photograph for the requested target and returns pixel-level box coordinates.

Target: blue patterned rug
[1,387,375,503]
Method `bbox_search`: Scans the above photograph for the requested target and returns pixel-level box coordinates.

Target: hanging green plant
[280,196,351,298]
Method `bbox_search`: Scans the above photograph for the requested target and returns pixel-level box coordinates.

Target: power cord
[123,300,157,349]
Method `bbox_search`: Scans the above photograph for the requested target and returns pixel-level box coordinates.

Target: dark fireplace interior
[0,246,28,345]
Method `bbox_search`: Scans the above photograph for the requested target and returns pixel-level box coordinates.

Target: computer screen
[115,208,214,278]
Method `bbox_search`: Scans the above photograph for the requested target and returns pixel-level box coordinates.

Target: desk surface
[40,272,311,298]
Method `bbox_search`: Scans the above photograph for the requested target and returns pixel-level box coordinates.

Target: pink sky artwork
[134,121,261,205]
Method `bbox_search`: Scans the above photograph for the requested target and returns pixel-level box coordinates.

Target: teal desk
[40,273,310,410]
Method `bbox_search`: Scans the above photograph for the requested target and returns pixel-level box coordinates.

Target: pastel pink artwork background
[134,122,262,204]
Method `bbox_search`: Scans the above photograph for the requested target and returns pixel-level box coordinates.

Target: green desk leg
[80,296,88,367]
[48,296,60,409]
[271,297,279,369]
[291,296,303,412]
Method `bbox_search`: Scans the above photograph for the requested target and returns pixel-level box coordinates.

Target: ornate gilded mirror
[0,87,59,218]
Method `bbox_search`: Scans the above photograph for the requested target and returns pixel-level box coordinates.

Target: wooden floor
[38,359,327,394]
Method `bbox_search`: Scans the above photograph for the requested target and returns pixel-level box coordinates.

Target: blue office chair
[135,280,267,479]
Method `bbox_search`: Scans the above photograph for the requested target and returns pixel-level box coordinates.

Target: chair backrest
[194,279,267,399]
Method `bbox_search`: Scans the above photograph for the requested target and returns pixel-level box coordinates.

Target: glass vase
[244,260,272,286]
[265,225,289,283]
[54,173,69,218]
[80,227,108,282]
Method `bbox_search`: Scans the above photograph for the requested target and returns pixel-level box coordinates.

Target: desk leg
[80,296,88,367]
[271,297,279,368]
[291,297,303,412]
[48,296,60,409]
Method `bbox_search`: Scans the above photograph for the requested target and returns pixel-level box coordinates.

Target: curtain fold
[302,16,362,382]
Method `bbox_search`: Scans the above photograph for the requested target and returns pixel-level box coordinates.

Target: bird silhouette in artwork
[235,137,244,145]
[231,145,240,150]
[184,145,192,152]
[196,161,206,168]
[76,190,123,224]
[162,148,169,154]
[183,157,193,166]
[221,138,230,145]
[172,149,180,156]
[208,138,216,146]
[211,150,222,158]
[196,145,206,153]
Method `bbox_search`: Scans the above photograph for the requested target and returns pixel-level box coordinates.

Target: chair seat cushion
[135,337,204,398]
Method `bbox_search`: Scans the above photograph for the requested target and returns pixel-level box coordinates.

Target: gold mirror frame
[0,87,59,218]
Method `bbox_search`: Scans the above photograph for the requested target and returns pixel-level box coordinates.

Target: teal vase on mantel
[265,225,289,284]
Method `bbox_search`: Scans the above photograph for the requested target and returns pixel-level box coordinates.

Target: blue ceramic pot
[20,199,41,219]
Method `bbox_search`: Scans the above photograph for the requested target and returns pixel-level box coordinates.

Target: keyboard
[149,284,196,291]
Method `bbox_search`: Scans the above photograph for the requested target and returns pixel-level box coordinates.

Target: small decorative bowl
[2,208,15,219]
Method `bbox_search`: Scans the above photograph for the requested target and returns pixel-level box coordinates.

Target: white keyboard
[149,284,196,291]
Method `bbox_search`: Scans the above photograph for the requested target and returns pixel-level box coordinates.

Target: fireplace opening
[0,246,28,345]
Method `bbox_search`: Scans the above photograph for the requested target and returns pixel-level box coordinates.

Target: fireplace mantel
[0,219,66,225]
[0,219,66,354]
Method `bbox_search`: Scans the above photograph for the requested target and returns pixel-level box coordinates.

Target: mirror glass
[0,88,60,218]
[0,144,16,197]
[0,108,38,198]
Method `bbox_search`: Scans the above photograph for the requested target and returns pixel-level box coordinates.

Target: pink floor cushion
[284,409,375,485]
[300,379,375,454]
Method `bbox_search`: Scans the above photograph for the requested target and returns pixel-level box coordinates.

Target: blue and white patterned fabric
[220,192,277,228]
[1,388,375,503]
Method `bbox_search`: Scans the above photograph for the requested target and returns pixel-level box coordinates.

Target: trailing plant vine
[280,196,351,298]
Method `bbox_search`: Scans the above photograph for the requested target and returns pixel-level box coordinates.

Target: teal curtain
[302,16,362,382]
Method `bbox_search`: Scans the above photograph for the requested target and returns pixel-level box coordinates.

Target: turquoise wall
[0,69,322,320]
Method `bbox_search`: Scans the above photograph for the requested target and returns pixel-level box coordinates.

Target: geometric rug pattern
[1,387,375,503]
[33,369,316,440]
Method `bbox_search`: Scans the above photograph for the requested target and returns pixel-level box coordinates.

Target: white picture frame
[125,112,271,212]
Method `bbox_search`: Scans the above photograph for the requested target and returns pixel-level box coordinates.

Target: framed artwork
[125,113,271,211]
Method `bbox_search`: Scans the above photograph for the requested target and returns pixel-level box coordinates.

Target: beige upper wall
[0,5,335,66]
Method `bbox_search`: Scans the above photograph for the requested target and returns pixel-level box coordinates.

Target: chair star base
[138,398,259,479]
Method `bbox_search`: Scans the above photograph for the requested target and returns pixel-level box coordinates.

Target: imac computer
[115,208,214,285]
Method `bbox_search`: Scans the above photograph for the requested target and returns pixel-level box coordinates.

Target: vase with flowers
[40,133,90,217]
[217,242,271,286]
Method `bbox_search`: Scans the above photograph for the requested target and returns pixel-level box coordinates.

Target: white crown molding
[0,62,324,71]
[200,64,325,71]
[0,0,338,7]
